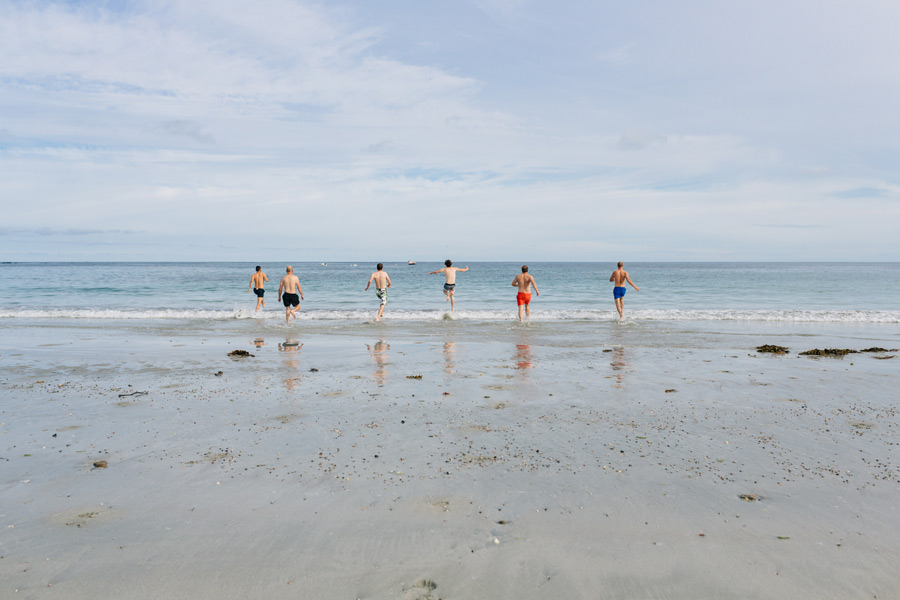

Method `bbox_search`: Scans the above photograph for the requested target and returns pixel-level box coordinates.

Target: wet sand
[2,324,899,599]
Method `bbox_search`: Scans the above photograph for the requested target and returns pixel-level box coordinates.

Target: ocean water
[1,262,899,325]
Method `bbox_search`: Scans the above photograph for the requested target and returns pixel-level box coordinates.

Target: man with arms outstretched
[278,265,305,324]
[429,259,468,311]
[248,265,269,311]
[609,261,639,319]
[511,265,539,322]
[364,263,392,322]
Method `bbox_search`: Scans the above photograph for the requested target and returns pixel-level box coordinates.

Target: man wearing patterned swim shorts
[364,263,392,322]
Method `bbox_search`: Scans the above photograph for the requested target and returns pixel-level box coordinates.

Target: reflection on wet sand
[515,344,534,371]
[278,338,303,391]
[251,337,266,349]
[610,346,630,388]
[443,341,456,374]
[367,340,390,385]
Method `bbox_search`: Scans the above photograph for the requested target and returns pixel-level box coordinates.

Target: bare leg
[256,297,263,311]
[376,305,385,322]
[615,298,624,319]
[518,304,524,322]
[444,290,450,302]
[450,291,455,311]
[285,308,290,324]
[525,303,531,319]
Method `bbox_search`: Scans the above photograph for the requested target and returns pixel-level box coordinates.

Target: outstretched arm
[278,280,284,300]
[248,275,254,292]
[428,269,443,275]
[460,266,469,272]
[625,273,639,291]
[386,274,392,288]
[531,278,539,295]
[365,273,374,291]
[609,272,615,283]
[297,282,304,300]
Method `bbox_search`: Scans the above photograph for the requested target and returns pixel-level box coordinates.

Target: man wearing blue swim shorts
[609,261,639,319]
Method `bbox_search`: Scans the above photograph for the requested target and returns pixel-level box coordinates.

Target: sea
[1,261,899,323]
[2,261,899,353]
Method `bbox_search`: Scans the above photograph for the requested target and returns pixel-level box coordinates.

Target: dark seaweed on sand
[756,345,789,354]
[800,348,855,356]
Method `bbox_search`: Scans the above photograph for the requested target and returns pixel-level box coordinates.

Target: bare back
[513,273,535,293]
[442,267,463,284]
[370,271,390,288]
[280,274,301,294]
[251,271,267,288]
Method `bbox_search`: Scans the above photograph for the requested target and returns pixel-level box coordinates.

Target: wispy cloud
[0,227,141,236]
[158,120,215,144]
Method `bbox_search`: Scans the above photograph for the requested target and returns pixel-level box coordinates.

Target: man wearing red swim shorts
[511,265,540,322]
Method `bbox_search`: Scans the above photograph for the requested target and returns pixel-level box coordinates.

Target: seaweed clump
[756,345,789,354]
[799,348,855,357]
[227,349,254,358]
[860,347,897,353]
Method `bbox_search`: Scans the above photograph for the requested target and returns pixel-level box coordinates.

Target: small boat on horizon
[408,260,416,265]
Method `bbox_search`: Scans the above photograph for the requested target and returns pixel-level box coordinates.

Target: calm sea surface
[1,262,899,324]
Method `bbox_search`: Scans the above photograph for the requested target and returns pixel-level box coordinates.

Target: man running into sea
[429,259,468,311]
[511,265,540,322]
[364,263,392,322]
[278,265,305,324]
[609,261,639,319]
[248,265,269,311]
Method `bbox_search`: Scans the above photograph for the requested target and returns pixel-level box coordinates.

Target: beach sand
[2,322,899,599]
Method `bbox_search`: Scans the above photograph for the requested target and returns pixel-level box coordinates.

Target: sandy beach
[2,320,899,599]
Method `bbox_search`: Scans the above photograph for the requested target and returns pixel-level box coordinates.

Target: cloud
[1,0,899,260]
[0,227,140,236]
[618,129,667,151]
[833,187,888,199]
[158,120,215,144]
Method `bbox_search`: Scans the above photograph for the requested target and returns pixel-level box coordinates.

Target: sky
[1,0,899,262]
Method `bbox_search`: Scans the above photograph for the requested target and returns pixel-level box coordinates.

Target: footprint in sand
[403,580,438,600]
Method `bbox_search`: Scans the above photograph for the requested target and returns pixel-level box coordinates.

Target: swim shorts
[613,287,626,299]
[375,288,388,306]
[443,283,455,292]
[516,292,531,306]
[254,288,265,297]
[282,293,300,307]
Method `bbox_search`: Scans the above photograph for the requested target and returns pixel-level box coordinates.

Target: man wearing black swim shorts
[278,265,305,324]
[248,265,269,311]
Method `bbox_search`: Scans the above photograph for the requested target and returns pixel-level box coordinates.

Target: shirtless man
[511,265,540,322]
[364,263,392,322]
[429,259,468,311]
[609,261,639,319]
[278,265,305,324]
[248,265,269,311]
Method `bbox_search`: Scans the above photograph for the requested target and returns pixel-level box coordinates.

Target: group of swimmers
[249,260,639,323]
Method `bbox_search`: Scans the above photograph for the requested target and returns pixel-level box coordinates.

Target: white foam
[2,307,899,323]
